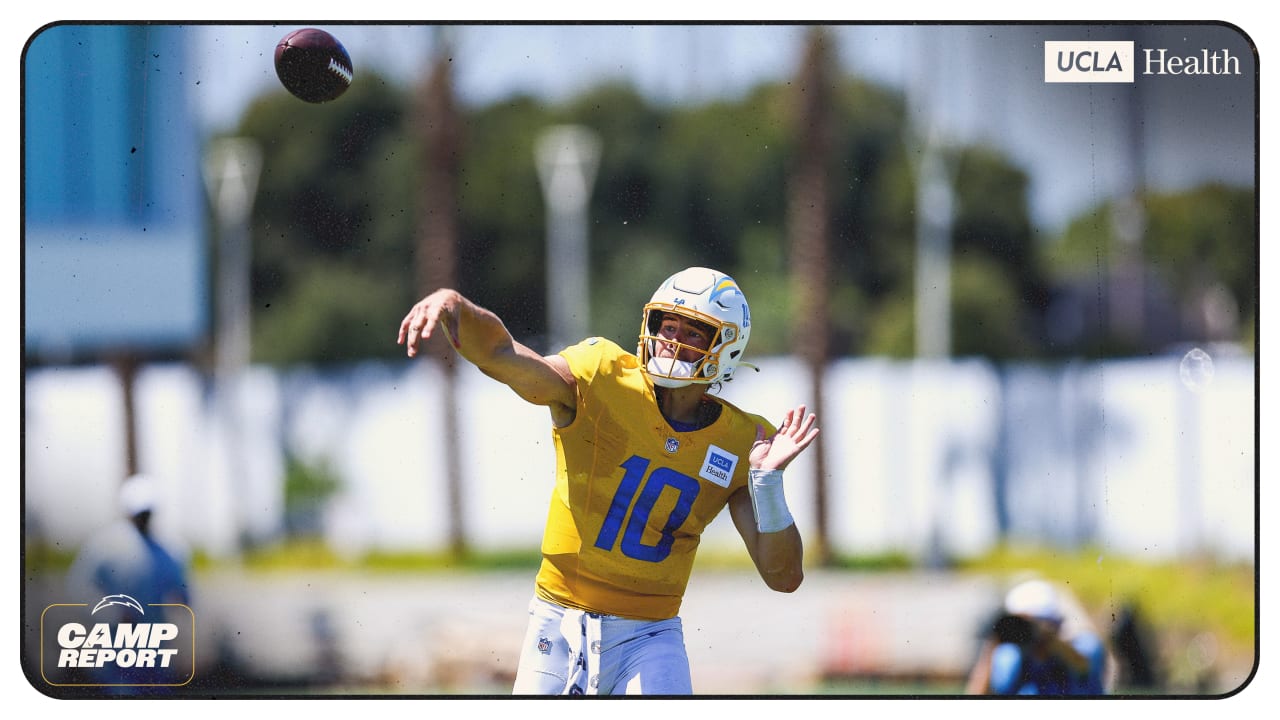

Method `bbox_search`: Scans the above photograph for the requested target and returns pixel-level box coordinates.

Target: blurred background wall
[23,352,1255,562]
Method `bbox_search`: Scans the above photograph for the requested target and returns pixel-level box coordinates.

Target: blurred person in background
[67,473,191,608]
[65,473,192,691]
[965,578,1109,696]
[398,266,819,695]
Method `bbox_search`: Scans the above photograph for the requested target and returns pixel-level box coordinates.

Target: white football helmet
[638,267,752,388]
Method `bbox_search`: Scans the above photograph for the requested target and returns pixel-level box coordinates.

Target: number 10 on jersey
[593,455,701,563]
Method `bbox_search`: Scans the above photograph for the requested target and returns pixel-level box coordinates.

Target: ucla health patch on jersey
[699,445,738,488]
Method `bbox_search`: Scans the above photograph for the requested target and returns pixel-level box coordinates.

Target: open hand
[750,404,819,471]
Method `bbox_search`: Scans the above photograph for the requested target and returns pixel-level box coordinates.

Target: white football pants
[512,595,693,695]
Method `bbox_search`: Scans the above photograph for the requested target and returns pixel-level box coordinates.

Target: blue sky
[190,24,893,130]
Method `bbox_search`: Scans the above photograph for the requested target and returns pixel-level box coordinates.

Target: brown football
[274,28,354,103]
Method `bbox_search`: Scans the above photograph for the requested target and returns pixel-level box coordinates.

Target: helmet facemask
[640,307,730,388]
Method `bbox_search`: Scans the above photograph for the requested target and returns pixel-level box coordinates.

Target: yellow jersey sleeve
[532,337,773,620]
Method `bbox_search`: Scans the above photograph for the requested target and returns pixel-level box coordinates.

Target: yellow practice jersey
[534,337,775,620]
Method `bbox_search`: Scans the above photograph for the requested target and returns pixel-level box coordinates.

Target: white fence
[22,350,1256,564]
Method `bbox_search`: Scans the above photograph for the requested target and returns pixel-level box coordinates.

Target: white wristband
[748,468,794,533]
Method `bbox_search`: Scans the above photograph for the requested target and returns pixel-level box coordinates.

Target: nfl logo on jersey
[665,437,680,454]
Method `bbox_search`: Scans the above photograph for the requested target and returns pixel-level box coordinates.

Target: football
[273,28,354,103]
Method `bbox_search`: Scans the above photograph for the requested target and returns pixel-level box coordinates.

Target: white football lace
[327,58,353,84]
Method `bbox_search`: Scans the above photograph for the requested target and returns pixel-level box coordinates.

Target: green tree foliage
[827,77,916,355]
[225,63,1252,366]
[947,144,1044,359]
[1144,185,1257,343]
[282,454,340,538]
[236,70,416,364]
[454,95,557,342]
[1046,184,1256,355]
[585,83,798,349]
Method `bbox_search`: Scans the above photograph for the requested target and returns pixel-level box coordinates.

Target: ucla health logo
[1046,40,1243,83]
[41,593,195,688]
[699,445,738,488]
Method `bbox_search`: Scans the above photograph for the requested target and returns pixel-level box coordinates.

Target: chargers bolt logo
[93,594,145,616]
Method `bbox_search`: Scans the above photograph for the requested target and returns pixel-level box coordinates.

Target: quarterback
[398,267,819,695]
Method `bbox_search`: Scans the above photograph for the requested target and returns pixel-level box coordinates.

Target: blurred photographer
[965,578,1108,696]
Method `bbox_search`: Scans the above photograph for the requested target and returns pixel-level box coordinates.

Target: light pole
[907,27,956,360]
[914,134,954,360]
[204,138,260,377]
[536,125,601,352]
[203,137,262,551]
